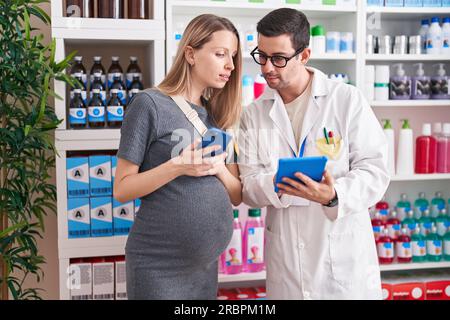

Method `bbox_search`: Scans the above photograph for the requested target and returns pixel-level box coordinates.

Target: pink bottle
[253,74,266,100]
[377,229,394,264]
[222,209,243,275]
[437,123,450,173]
[415,123,437,174]
[243,208,265,273]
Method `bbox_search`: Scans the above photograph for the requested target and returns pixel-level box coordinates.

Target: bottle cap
[311,25,325,37]
[110,89,119,94]
[422,123,431,136]
[443,123,450,135]
[248,208,261,217]
[444,17,450,24]
[434,122,442,135]
[433,63,447,77]
[383,119,392,129]
[114,72,122,78]
[74,56,83,61]
[93,72,102,78]
[436,191,443,198]
[413,63,425,77]
[242,75,254,86]
[73,89,82,93]
[92,89,100,94]
[421,19,429,26]
[393,63,406,77]
[130,56,138,62]
[93,56,102,61]
[401,119,411,129]
[233,209,239,219]
[112,56,120,61]
[431,17,440,24]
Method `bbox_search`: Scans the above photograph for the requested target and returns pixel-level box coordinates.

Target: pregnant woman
[113,14,243,299]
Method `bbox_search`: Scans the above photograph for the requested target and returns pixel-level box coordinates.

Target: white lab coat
[237,67,390,300]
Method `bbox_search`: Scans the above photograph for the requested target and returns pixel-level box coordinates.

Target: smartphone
[200,127,233,157]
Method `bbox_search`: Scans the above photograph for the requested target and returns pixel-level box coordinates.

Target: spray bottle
[390,63,411,100]
[411,63,431,100]
[431,64,450,100]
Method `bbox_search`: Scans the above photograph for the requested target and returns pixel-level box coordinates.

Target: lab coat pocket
[316,136,344,161]
[265,228,283,285]
[329,231,364,290]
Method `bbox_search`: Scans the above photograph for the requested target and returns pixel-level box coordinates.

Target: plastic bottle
[372,211,386,241]
[377,228,394,264]
[111,73,127,105]
[376,197,390,222]
[128,73,143,100]
[396,119,414,175]
[254,74,266,100]
[437,123,450,173]
[90,56,106,88]
[411,226,427,263]
[419,209,433,236]
[426,224,442,261]
[411,63,431,100]
[415,123,437,174]
[245,25,257,53]
[383,119,395,176]
[88,89,106,128]
[435,209,449,237]
[107,89,125,129]
[396,228,412,263]
[443,226,450,261]
[426,17,442,55]
[107,57,124,89]
[126,57,142,90]
[69,89,87,129]
[390,63,411,100]
[396,193,412,222]
[387,211,401,241]
[419,19,430,53]
[311,25,326,55]
[414,192,429,220]
[431,191,446,218]
[443,17,450,55]
[431,64,450,100]
[402,209,417,237]
[242,75,254,107]
[90,72,107,105]
[243,208,265,273]
[222,209,243,275]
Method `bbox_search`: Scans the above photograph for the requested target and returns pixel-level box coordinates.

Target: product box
[404,0,423,6]
[89,155,112,197]
[443,0,450,6]
[67,197,90,238]
[111,156,117,187]
[115,257,127,300]
[385,0,404,6]
[367,0,384,5]
[90,197,113,237]
[381,283,393,300]
[113,198,134,236]
[92,258,115,300]
[426,280,450,300]
[67,157,90,198]
[392,282,426,300]
[69,259,92,300]
[423,0,442,6]
[134,198,141,216]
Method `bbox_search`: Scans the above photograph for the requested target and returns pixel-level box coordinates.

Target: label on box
[67,157,89,198]
[67,198,90,238]
[115,260,127,300]
[93,262,115,300]
[69,262,92,300]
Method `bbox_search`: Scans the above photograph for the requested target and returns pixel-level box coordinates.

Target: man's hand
[276,170,336,205]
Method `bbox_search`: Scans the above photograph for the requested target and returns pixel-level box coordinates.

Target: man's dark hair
[256,8,310,51]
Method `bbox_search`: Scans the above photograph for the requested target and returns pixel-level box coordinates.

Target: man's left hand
[276,170,336,205]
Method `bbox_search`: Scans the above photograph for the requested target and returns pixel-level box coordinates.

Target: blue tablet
[200,127,233,157]
[274,156,328,192]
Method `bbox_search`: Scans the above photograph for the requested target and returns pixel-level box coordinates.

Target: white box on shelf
[69,260,92,300]
[92,260,115,300]
[115,258,127,300]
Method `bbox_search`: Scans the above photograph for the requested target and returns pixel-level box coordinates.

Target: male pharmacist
[238,8,390,300]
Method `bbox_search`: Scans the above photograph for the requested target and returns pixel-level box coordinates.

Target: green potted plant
[0,0,76,299]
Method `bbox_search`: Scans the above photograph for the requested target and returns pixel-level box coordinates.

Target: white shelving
[366,6,450,17]
[371,100,450,107]
[366,54,450,61]
[391,174,450,182]
[219,271,266,284]
[52,1,166,300]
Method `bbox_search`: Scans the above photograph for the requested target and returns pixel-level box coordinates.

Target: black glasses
[250,47,304,68]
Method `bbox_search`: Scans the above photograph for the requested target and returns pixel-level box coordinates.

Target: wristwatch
[324,191,339,208]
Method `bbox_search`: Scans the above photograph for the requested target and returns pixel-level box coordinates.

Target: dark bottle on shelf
[90,56,106,87]
[128,0,149,19]
[88,89,106,128]
[69,89,87,129]
[70,56,87,87]
[128,88,141,104]
[65,0,94,18]
[126,56,142,89]
[128,74,144,100]
[111,73,127,105]
[107,56,124,89]
[98,0,124,19]
[90,72,107,105]
[70,73,88,105]
[107,89,125,128]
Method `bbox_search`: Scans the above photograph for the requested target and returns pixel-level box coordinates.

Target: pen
[323,127,330,145]
[328,131,336,147]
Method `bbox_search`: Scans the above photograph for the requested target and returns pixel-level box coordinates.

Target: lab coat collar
[263,67,329,156]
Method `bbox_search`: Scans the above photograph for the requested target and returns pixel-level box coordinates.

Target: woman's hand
[171,139,228,177]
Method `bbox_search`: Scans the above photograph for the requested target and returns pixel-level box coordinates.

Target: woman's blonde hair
[158,14,242,129]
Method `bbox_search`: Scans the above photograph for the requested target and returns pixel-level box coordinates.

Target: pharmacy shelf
[380,261,450,272]
[58,237,127,259]
[171,1,357,18]
[365,54,450,61]
[371,100,450,107]
[391,174,450,182]
[219,271,266,284]
[52,18,165,42]
[55,129,121,141]
[242,52,357,61]
[365,6,450,18]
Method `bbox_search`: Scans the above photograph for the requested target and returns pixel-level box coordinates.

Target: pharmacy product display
[69,56,144,129]
[311,25,354,55]
[217,287,267,300]
[66,155,139,238]
[371,192,450,264]
[65,0,149,19]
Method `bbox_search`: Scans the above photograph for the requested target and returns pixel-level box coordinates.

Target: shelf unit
[52,1,165,300]
[371,100,450,107]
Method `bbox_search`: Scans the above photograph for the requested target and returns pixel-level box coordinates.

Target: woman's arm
[216,163,242,206]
